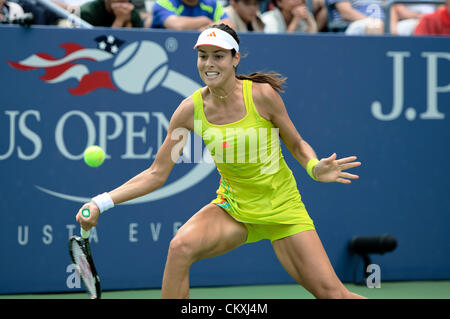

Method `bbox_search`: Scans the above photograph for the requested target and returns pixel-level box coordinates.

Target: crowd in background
[1,0,449,35]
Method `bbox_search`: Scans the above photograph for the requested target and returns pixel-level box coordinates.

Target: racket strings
[71,240,97,297]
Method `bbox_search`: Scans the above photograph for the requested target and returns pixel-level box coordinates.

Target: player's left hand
[314,153,361,184]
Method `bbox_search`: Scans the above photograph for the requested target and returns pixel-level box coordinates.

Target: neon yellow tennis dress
[193,80,315,243]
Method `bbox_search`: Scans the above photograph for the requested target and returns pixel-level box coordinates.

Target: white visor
[193,28,239,52]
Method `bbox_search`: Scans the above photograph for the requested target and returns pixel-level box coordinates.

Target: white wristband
[91,192,114,213]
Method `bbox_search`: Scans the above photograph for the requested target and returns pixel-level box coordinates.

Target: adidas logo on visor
[193,28,239,52]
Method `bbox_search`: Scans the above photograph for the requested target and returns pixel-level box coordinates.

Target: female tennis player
[76,23,365,299]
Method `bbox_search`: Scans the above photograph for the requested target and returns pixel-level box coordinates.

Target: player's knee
[168,236,197,264]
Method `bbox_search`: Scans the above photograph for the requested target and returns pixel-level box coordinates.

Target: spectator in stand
[390,3,437,35]
[51,0,92,27]
[312,0,327,31]
[328,0,384,35]
[224,0,265,31]
[414,0,450,35]
[151,0,233,30]
[16,0,61,25]
[131,0,153,27]
[0,0,25,23]
[80,0,143,27]
[261,0,317,33]
[52,0,91,15]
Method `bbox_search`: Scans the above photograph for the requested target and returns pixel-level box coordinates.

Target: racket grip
[81,228,90,239]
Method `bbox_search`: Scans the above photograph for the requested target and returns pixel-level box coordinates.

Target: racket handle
[81,228,90,239]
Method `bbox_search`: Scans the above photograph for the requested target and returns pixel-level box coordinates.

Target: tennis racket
[68,208,102,299]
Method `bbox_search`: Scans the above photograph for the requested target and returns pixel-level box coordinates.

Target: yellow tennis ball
[83,145,105,167]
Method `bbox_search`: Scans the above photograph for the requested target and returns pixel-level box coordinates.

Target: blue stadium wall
[0,25,449,294]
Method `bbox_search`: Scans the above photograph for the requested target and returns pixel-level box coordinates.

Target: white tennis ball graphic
[112,41,169,94]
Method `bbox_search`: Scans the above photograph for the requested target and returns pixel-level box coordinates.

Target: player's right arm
[109,98,194,205]
[76,97,194,229]
[109,97,194,205]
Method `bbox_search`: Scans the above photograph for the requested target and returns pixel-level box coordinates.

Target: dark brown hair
[205,23,287,93]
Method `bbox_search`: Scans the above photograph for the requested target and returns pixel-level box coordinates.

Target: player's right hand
[76,202,100,232]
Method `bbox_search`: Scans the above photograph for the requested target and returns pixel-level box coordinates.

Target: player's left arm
[253,83,361,183]
[253,83,318,168]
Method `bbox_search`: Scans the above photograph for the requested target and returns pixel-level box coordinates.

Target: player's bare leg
[161,204,248,298]
[272,229,366,299]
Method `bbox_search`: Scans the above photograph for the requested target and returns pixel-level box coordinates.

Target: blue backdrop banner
[0,25,449,294]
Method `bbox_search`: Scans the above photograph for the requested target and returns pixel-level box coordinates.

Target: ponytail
[236,71,287,93]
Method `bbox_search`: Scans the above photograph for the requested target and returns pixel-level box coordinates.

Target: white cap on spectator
[193,28,239,52]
